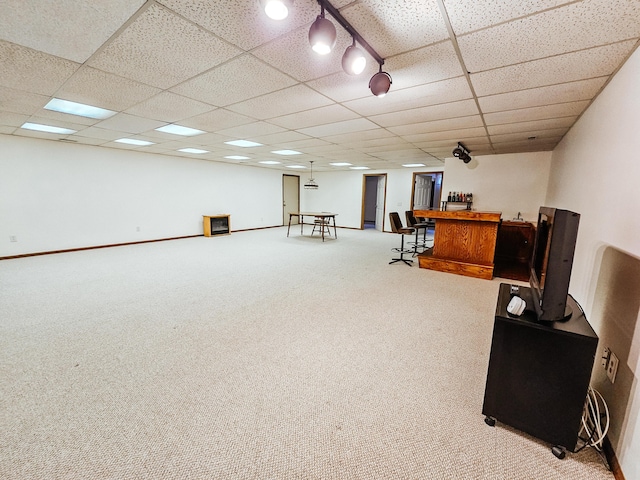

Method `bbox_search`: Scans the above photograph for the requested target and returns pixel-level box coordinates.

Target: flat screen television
[529,207,580,322]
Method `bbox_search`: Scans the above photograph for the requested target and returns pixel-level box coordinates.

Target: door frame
[282,174,300,226]
[360,173,388,230]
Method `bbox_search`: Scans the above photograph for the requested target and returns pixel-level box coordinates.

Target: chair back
[406,210,417,227]
[389,212,402,233]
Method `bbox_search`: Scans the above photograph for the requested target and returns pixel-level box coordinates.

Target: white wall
[442,151,552,222]
[302,167,443,231]
[547,47,640,480]
[0,135,284,256]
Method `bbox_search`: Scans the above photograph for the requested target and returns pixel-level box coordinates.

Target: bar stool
[389,212,415,266]
[405,211,429,255]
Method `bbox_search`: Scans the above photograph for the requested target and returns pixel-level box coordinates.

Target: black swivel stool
[405,211,429,255]
[389,212,415,266]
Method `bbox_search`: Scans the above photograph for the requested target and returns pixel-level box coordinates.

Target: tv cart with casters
[482,283,598,458]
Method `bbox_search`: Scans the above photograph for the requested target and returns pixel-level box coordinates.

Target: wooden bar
[413,209,501,280]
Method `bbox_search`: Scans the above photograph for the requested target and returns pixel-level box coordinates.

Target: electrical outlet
[136,226,140,232]
[9,235,17,242]
[602,347,610,368]
[607,351,619,383]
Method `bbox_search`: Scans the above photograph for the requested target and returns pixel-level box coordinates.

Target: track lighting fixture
[260,0,293,20]
[452,142,472,163]
[304,161,319,189]
[342,39,366,75]
[308,0,392,96]
[309,5,336,55]
[369,65,392,97]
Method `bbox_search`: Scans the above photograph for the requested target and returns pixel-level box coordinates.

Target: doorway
[282,174,299,226]
[411,171,443,211]
[361,174,387,231]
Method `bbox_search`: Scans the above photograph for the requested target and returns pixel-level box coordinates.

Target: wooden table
[287,212,338,242]
[413,209,501,279]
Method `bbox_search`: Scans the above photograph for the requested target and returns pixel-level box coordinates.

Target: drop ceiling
[1,0,638,171]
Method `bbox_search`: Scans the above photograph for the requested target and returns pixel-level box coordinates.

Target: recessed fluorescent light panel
[179,148,209,154]
[272,149,302,155]
[155,124,205,136]
[286,165,306,169]
[224,155,250,160]
[20,122,77,134]
[259,160,282,165]
[330,162,352,166]
[350,166,370,170]
[115,138,155,146]
[402,163,425,167]
[44,98,116,120]
[224,140,263,147]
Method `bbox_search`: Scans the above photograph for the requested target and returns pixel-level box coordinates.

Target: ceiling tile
[179,109,255,132]
[478,77,608,112]
[0,111,29,128]
[488,117,576,135]
[443,0,572,35]
[0,0,146,63]
[323,128,396,145]
[490,128,569,144]
[459,0,640,72]
[216,121,286,139]
[125,92,215,122]
[171,54,298,107]
[385,41,465,90]
[344,76,472,117]
[227,84,334,120]
[341,0,449,58]
[157,0,326,51]
[93,113,166,133]
[389,115,484,136]
[370,99,479,127]
[0,41,79,96]
[57,66,162,111]
[72,126,130,141]
[270,104,360,130]
[471,40,637,96]
[251,130,312,146]
[0,85,49,116]
[402,126,488,143]
[306,70,379,103]
[252,23,354,82]
[484,101,590,126]
[297,118,379,138]
[88,3,241,89]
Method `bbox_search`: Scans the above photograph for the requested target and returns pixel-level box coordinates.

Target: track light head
[342,42,366,75]
[309,14,336,55]
[453,142,472,163]
[369,68,392,97]
[260,0,293,20]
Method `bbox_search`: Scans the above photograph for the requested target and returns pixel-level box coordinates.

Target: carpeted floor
[0,227,613,479]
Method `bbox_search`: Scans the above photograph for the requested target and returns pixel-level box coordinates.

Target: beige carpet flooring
[0,226,613,479]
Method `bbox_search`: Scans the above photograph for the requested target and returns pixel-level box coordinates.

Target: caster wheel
[484,416,496,427]
[551,446,566,459]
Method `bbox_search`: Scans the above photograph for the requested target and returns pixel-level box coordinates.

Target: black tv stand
[482,283,598,456]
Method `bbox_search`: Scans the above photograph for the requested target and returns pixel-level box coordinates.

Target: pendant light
[304,161,319,189]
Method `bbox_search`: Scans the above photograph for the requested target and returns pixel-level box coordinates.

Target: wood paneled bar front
[413,209,502,280]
